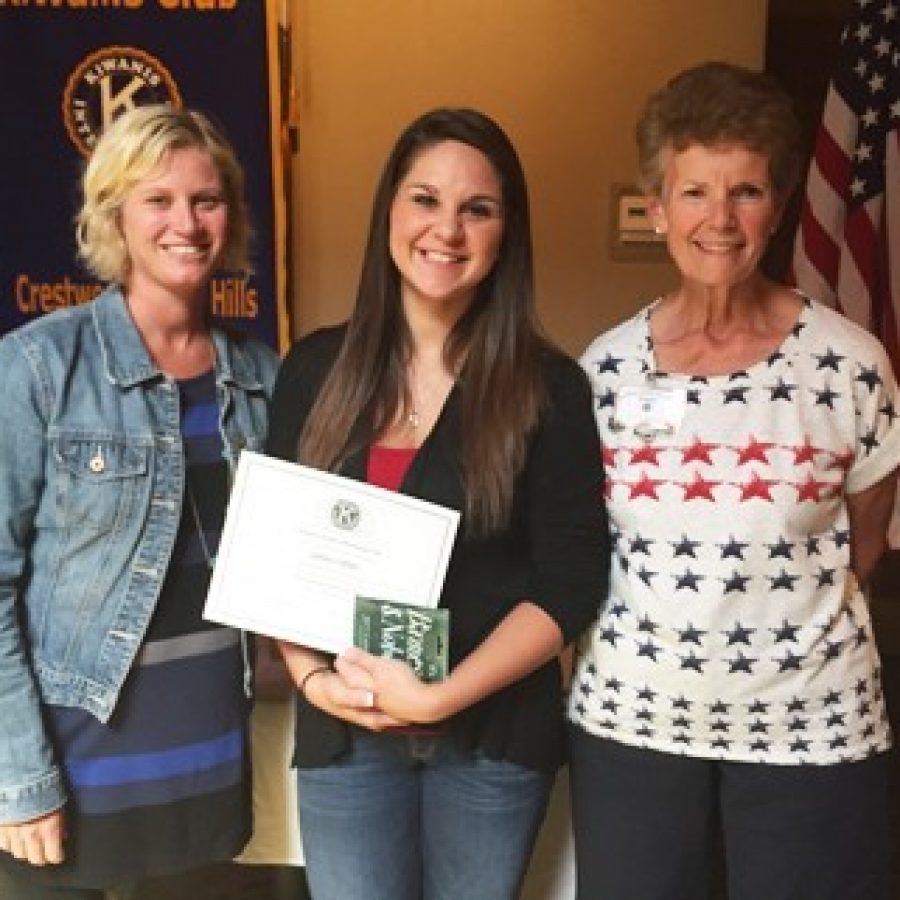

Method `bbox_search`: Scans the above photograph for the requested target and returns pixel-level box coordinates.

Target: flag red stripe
[812,124,852,203]
[799,202,841,288]
[843,205,880,297]
[875,213,899,372]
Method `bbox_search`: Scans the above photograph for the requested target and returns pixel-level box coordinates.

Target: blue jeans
[297,727,553,900]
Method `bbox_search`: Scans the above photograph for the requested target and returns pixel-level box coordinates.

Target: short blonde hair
[76,104,251,282]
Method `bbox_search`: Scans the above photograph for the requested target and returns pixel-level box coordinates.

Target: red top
[366,444,417,492]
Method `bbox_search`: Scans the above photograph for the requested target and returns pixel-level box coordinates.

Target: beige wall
[288,0,768,356]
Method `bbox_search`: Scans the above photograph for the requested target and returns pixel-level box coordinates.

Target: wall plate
[609,182,669,262]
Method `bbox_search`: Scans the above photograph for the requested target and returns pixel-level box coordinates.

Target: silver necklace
[186,480,215,570]
[406,408,421,429]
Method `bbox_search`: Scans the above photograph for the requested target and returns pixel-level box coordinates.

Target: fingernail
[363,691,374,708]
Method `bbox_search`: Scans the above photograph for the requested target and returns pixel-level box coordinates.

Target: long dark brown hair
[299,107,547,535]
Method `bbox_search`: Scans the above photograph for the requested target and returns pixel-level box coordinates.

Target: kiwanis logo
[62,46,182,157]
[330,500,361,531]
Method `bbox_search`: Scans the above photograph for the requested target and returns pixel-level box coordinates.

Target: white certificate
[203,451,460,653]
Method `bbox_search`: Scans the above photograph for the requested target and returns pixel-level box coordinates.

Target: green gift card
[353,596,449,682]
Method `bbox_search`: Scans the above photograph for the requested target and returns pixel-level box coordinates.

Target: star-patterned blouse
[570,296,900,765]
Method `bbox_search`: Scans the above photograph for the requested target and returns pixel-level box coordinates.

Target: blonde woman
[0,105,277,898]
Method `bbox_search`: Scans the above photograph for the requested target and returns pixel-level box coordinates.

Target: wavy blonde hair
[76,104,251,282]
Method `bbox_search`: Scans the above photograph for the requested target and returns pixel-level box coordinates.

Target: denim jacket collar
[211,328,268,392]
[92,285,266,392]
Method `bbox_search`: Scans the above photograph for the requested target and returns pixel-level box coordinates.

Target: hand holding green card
[353,596,449,682]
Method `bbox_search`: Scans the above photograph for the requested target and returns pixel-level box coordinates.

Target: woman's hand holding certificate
[203,452,460,653]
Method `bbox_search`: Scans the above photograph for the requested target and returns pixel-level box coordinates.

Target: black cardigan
[266,326,609,772]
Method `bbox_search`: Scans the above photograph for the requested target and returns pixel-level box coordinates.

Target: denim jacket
[0,287,278,823]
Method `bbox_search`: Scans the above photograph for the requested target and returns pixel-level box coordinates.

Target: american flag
[792,0,900,374]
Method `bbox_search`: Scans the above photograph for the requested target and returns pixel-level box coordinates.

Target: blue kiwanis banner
[0,0,288,352]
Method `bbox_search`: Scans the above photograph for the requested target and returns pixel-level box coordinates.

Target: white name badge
[612,384,687,439]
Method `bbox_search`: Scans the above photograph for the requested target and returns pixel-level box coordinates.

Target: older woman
[569,62,900,900]
[0,106,277,898]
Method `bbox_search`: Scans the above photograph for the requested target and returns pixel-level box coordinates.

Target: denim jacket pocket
[51,434,151,532]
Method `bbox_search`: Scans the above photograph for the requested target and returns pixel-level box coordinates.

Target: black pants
[0,862,309,900]
[569,727,890,900]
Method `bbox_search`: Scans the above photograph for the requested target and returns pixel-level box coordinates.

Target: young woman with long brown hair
[267,107,608,900]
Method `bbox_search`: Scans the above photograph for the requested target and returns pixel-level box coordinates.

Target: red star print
[737,437,775,465]
[629,473,664,500]
[681,438,717,465]
[795,475,832,502]
[630,445,663,465]
[828,449,855,472]
[681,471,719,501]
[602,446,617,468]
[739,472,776,502]
[792,437,819,465]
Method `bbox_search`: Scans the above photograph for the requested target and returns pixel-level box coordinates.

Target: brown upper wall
[288,0,767,356]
